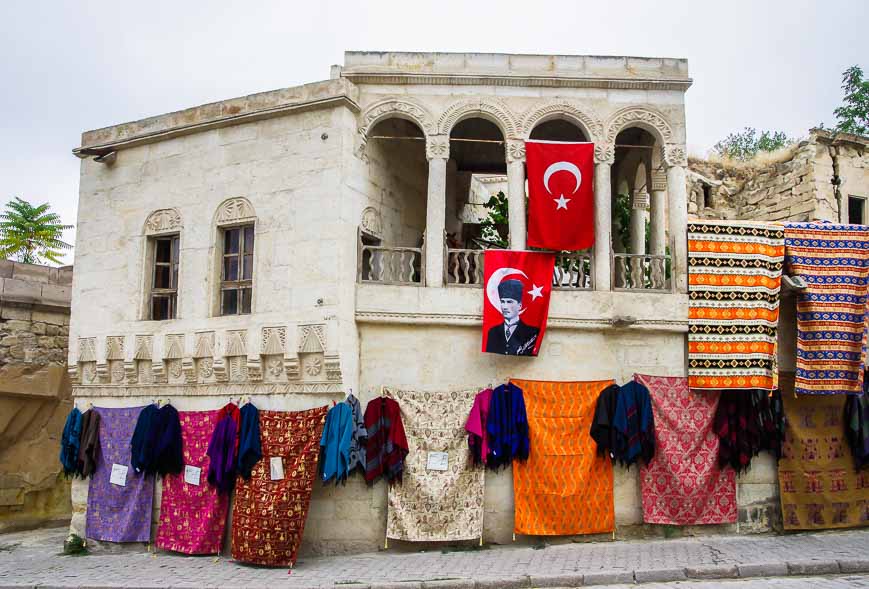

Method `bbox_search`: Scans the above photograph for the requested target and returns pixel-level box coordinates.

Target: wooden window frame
[150,234,179,321]
[219,224,254,315]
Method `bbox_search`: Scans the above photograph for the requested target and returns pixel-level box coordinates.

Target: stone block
[474,577,530,589]
[737,483,777,505]
[30,322,46,335]
[737,562,789,577]
[1,278,41,301]
[40,284,72,306]
[31,310,67,325]
[527,573,584,587]
[0,304,32,321]
[420,580,474,589]
[838,559,869,573]
[0,260,13,278]
[635,568,686,583]
[582,570,634,585]
[11,263,51,284]
[684,564,738,579]
[786,560,840,575]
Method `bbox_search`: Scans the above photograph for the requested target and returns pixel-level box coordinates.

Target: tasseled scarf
[486,383,529,469]
[59,407,83,477]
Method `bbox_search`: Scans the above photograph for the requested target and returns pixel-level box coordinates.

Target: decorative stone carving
[261,327,287,356]
[80,362,97,384]
[225,330,247,357]
[95,363,109,383]
[181,358,196,384]
[285,357,301,381]
[358,99,436,141]
[521,101,604,141]
[266,356,284,378]
[228,356,248,382]
[144,208,182,235]
[246,357,262,382]
[72,381,347,397]
[193,332,214,358]
[164,334,185,359]
[110,360,125,384]
[198,357,214,379]
[360,207,383,239]
[605,107,674,146]
[212,358,227,382]
[663,143,688,167]
[298,324,326,353]
[167,359,183,380]
[594,143,615,165]
[651,169,668,192]
[133,336,152,361]
[505,139,526,163]
[304,356,323,377]
[78,338,97,363]
[437,99,519,138]
[124,361,137,384]
[425,135,450,160]
[632,188,650,210]
[105,336,125,361]
[136,361,152,384]
[325,354,342,382]
[215,197,256,226]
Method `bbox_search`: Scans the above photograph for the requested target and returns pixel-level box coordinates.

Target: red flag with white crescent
[481,250,555,357]
[526,140,595,251]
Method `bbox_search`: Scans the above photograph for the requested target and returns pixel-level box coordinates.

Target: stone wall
[0,261,72,533]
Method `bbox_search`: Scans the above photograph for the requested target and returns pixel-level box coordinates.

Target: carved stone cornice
[425,135,450,160]
[651,169,668,192]
[605,107,674,145]
[144,209,182,236]
[594,143,615,165]
[505,139,526,164]
[520,101,604,141]
[72,381,346,398]
[358,99,436,139]
[662,143,688,168]
[437,99,518,137]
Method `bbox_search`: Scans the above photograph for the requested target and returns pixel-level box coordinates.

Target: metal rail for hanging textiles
[368,135,655,149]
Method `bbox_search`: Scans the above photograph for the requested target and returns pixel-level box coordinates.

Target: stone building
[0,261,72,533]
[67,51,781,554]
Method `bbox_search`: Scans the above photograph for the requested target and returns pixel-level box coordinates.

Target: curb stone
[737,562,789,578]
[473,576,530,588]
[420,580,475,589]
[786,559,840,576]
[371,583,423,589]
[582,571,633,586]
[633,568,686,583]
[527,573,583,587]
[838,559,869,574]
[683,564,738,579]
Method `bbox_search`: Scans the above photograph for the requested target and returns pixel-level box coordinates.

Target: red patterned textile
[155,410,228,554]
[636,374,737,525]
[231,407,327,567]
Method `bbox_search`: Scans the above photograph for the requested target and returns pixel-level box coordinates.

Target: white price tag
[110,463,128,487]
[184,465,201,486]
[270,456,284,480]
[426,451,449,471]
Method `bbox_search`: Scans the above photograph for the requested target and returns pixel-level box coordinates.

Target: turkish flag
[482,250,555,357]
[526,140,595,251]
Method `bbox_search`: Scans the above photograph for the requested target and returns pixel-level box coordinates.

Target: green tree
[479,190,509,248]
[0,197,73,265]
[834,65,869,136]
[712,127,794,161]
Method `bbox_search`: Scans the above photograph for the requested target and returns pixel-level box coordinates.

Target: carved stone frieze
[197,357,214,380]
[133,336,152,361]
[212,358,227,383]
[425,135,450,160]
[124,361,137,384]
[605,107,674,146]
[505,139,526,163]
[260,327,286,356]
[437,99,518,137]
[298,324,326,354]
[109,360,125,384]
[78,338,97,363]
[164,334,185,359]
[264,355,284,380]
[193,332,214,358]
[360,207,383,239]
[215,197,256,226]
[167,359,183,381]
[95,363,109,383]
[105,336,125,361]
[520,101,604,141]
[285,357,301,381]
[228,356,248,382]
[358,99,436,142]
[324,354,342,382]
[225,330,247,357]
[303,355,323,377]
[663,143,688,167]
[594,143,615,165]
[80,362,97,384]
[246,357,262,383]
[72,381,347,397]
[651,169,668,192]
[181,358,197,384]
[144,208,182,235]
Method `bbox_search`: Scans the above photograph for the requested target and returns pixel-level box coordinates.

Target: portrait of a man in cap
[485,278,540,356]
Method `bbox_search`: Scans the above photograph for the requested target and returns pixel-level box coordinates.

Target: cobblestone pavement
[1,527,868,588]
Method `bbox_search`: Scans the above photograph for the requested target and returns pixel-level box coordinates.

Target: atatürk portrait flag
[526,140,595,251]
[482,250,555,357]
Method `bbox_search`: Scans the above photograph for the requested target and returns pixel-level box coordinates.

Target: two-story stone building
[68,52,771,555]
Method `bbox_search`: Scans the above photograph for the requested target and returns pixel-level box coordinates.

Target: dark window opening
[703,185,713,209]
[848,196,865,225]
[151,235,179,320]
[221,225,254,315]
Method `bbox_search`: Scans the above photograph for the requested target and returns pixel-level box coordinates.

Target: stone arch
[521,101,603,142]
[214,197,256,227]
[143,208,182,236]
[605,106,674,147]
[358,99,436,141]
[437,99,519,138]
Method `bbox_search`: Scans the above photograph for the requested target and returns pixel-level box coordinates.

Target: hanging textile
[319,402,353,484]
[778,376,868,530]
[345,394,367,476]
[207,403,240,493]
[130,404,159,474]
[363,396,408,485]
[59,407,82,477]
[77,408,101,478]
[237,402,262,480]
[715,389,786,473]
[155,410,229,555]
[612,381,655,467]
[784,222,869,395]
[590,384,620,459]
[637,374,736,526]
[385,388,484,542]
[231,407,327,567]
[844,393,869,470]
[86,406,154,542]
[130,403,183,476]
[465,388,493,466]
[511,379,614,536]
[486,383,530,469]
[687,221,784,391]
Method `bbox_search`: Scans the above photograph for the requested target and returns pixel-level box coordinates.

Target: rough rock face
[0,261,72,533]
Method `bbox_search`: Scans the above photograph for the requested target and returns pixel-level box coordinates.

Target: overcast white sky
[1,0,866,263]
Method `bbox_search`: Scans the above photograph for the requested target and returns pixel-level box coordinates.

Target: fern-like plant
[0,197,72,265]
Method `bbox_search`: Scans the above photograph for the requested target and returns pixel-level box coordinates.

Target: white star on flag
[554,194,571,210]
[527,284,544,301]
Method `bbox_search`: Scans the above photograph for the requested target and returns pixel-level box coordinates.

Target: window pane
[152,294,174,320]
[240,287,252,314]
[171,236,180,263]
[849,197,865,225]
[224,228,240,254]
[243,226,255,253]
[221,289,238,315]
[223,256,239,281]
[154,264,171,289]
[171,263,179,289]
[243,254,254,280]
[155,238,172,263]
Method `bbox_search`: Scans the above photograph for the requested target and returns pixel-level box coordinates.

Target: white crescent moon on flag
[543,161,582,195]
[486,267,529,315]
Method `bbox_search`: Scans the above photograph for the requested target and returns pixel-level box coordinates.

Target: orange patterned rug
[511,379,615,536]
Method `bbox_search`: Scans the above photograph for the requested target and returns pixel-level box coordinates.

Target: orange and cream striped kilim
[511,379,614,536]
[687,221,785,391]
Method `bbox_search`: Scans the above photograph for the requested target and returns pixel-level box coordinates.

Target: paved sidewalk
[1,527,869,588]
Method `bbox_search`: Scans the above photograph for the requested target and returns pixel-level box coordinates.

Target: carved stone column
[505,139,527,250]
[630,188,649,255]
[425,135,449,287]
[650,169,668,256]
[593,143,614,291]
[664,144,689,293]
